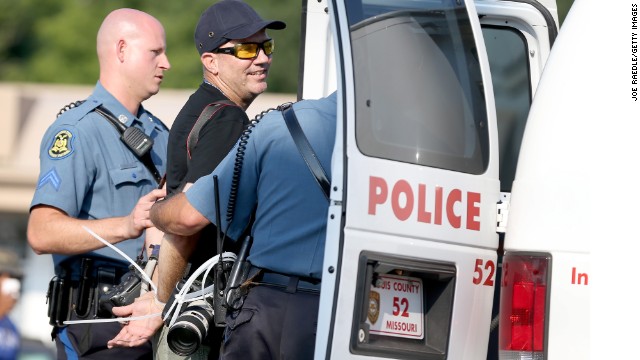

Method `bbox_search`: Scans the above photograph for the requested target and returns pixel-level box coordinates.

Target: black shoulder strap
[281,104,331,201]
[94,105,162,184]
[187,100,237,162]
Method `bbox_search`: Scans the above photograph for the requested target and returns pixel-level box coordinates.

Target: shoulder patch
[48,130,75,159]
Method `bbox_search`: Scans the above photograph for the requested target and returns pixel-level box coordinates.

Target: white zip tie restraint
[64,313,160,325]
[62,226,236,326]
[83,226,157,293]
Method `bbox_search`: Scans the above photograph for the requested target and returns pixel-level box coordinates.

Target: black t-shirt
[165,83,249,271]
[166,83,249,196]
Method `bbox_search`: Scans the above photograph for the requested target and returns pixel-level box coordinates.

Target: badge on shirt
[48,130,74,159]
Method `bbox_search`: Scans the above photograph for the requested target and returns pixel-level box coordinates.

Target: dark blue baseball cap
[195,0,286,55]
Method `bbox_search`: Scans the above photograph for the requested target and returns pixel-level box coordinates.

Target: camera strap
[176,99,239,194]
[187,100,238,166]
[280,103,330,201]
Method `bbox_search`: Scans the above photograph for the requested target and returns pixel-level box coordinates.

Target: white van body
[297,0,561,359]
[499,0,639,359]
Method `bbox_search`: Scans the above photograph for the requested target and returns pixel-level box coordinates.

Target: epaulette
[144,109,170,131]
[55,99,102,124]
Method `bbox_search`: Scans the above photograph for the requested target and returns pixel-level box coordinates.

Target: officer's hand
[127,188,167,239]
[107,291,164,348]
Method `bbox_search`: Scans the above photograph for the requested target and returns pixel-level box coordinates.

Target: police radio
[56,100,161,183]
[94,106,154,158]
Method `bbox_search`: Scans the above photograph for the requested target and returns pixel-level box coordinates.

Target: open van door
[298,0,558,359]
[477,0,559,194]
[305,1,500,358]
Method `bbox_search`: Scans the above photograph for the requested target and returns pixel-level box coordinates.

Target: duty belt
[248,266,321,294]
[48,257,130,327]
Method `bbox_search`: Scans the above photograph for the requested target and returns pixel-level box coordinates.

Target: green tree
[0,0,301,92]
[558,0,574,24]
[0,1,63,81]
[0,0,574,92]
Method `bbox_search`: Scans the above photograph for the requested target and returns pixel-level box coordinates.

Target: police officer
[150,92,337,359]
[27,8,170,360]
[106,2,285,358]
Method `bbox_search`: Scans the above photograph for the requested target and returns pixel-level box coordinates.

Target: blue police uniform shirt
[186,92,337,279]
[30,82,169,274]
[0,315,19,360]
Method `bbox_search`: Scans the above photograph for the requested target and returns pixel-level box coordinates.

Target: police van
[292,0,607,358]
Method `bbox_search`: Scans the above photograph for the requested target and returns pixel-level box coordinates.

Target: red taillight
[499,253,549,359]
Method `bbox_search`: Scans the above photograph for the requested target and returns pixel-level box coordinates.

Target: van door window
[350,0,489,174]
[482,26,531,192]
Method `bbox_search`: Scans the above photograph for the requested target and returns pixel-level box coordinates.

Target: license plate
[366,274,424,339]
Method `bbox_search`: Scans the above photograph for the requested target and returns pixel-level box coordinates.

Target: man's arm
[106,234,192,349]
[144,226,164,256]
[27,188,166,255]
[156,233,199,302]
[108,188,209,348]
[152,185,209,300]
[150,192,209,236]
[106,232,194,349]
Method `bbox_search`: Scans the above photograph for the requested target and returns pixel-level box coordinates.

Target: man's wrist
[153,295,166,307]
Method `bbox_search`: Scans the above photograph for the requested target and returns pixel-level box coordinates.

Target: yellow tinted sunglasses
[214,39,274,59]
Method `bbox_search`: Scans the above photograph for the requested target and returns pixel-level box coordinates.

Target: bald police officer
[27,8,170,360]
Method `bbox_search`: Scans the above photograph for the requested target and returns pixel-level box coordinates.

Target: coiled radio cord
[224,102,293,229]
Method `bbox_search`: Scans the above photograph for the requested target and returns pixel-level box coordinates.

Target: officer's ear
[201,52,218,75]
[117,39,127,63]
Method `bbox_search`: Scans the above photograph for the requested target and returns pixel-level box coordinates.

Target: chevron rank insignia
[37,168,62,191]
